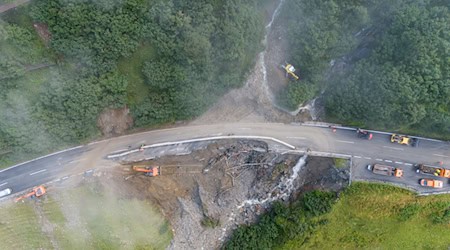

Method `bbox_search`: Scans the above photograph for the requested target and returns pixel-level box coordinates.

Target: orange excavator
[15,185,46,202]
[132,166,160,176]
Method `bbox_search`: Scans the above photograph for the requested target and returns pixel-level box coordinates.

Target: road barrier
[295,121,445,143]
[106,135,296,159]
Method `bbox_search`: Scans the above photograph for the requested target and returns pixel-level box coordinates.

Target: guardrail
[295,121,445,143]
[106,135,296,159]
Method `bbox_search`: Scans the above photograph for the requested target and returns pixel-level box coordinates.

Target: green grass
[53,183,172,250]
[0,181,172,249]
[296,182,450,249]
[118,42,156,105]
[0,201,52,249]
[334,158,348,169]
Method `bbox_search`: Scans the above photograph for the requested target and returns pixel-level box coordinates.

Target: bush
[398,203,420,221]
[201,216,220,228]
[302,190,336,216]
[225,191,337,249]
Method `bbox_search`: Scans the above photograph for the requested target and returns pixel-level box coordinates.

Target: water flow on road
[219,154,307,242]
[238,154,307,208]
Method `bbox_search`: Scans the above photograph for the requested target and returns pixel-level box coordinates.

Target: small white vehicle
[0,188,12,198]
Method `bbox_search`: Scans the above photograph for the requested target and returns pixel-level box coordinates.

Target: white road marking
[286,136,307,140]
[239,128,251,130]
[62,176,69,180]
[395,161,403,164]
[364,157,371,160]
[336,140,354,144]
[376,159,383,161]
[383,146,404,151]
[384,160,393,163]
[210,133,223,136]
[0,182,7,187]
[110,149,129,154]
[354,156,362,159]
[29,169,47,176]
[404,163,413,166]
[433,154,449,158]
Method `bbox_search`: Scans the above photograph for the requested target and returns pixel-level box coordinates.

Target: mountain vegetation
[0,0,265,166]
[280,0,450,137]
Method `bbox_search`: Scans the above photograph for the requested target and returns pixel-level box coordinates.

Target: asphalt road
[1,123,450,197]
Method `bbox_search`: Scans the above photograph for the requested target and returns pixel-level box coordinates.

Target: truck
[367,164,403,177]
[390,134,419,147]
[419,179,443,188]
[416,164,450,178]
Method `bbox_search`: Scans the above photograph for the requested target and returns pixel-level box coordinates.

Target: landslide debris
[97,140,350,249]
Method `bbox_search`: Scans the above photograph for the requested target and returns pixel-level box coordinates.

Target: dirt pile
[97,107,133,136]
[96,140,350,249]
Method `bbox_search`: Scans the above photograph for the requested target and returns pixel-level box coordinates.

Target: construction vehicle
[416,164,450,178]
[367,164,403,177]
[419,178,443,188]
[281,63,299,80]
[390,134,419,147]
[15,186,46,202]
[356,128,373,140]
[132,165,160,176]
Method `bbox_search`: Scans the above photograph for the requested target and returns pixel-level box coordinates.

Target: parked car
[0,188,12,198]
[356,128,373,140]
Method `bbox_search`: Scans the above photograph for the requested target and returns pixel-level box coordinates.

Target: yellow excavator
[281,62,299,80]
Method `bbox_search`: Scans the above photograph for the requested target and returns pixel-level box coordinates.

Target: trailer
[416,164,450,178]
[367,164,403,177]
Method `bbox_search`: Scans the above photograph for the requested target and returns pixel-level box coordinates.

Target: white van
[0,188,12,198]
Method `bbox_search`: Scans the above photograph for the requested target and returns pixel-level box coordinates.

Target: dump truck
[419,179,443,188]
[416,164,450,178]
[15,186,46,202]
[367,164,403,177]
[390,134,418,147]
[132,166,160,176]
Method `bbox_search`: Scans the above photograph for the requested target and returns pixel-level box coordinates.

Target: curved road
[1,123,450,197]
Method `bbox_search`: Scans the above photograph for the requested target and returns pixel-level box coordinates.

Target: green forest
[280,0,450,137]
[1,0,450,164]
[0,0,265,166]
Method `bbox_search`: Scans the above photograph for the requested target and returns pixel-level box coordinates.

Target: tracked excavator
[281,62,299,80]
[132,166,160,176]
[15,185,46,202]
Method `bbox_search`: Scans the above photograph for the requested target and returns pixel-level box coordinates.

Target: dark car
[356,128,373,140]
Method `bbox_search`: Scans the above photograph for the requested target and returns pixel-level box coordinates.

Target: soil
[192,0,315,126]
[97,107,134,137]
[94,139,350,249]
[33,23,51,45]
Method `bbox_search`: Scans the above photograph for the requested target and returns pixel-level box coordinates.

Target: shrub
[398,203,420,221]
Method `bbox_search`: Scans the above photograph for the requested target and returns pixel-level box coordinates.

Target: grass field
[292,182,450,249]
[118,42,156,105]
[0,182,172,250]
[0,201,52,249]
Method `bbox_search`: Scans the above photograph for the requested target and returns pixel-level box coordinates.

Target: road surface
[1,123,450,197]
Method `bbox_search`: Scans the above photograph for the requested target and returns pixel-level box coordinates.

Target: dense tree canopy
[0,0,265,165]
[325,2,450,132]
